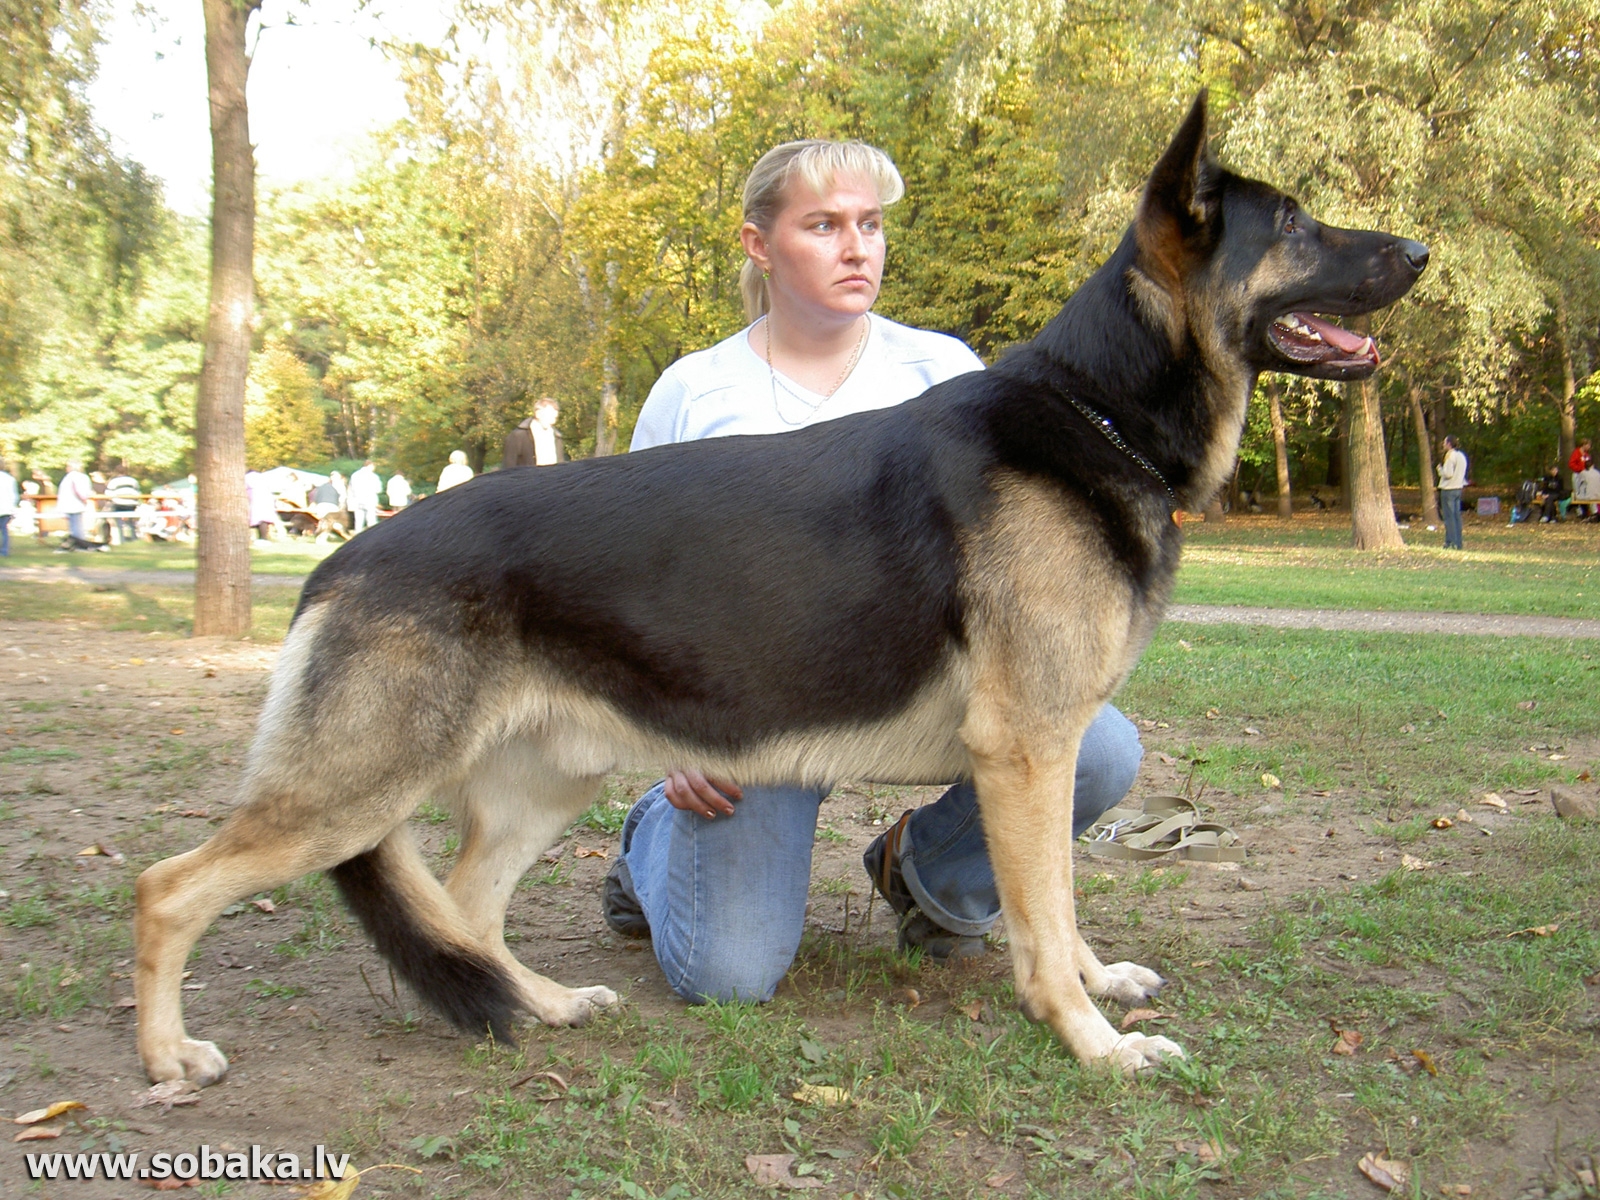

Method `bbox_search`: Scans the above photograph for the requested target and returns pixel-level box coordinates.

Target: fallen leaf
[1506,924,1559,938]
[133,1080,201,1111]
[1174,1139,1232,1164]
[1244,726,1262,736]
[178,809,210,819]
[168,728,185,736]
[745,1153,825,1189]
[1330,1026,1364,1056]
[1120,1008,1168,1030]
[75,843,124,863]
[1157,752,1177,765]
[14,1127,62,1142]
[791,1084,850,1107]
[1261,772,1282,789]
[129,658,144,666]
[1479,794,1507,810]
[14,1100,86,1124]
[251,898,276,913]
[1432,817,1454,829]
[1400,854,1433,871]
[298,1165,360,1200]
[958,1000,985,1021]
[1411,1049,1439,1077]
[1438,1186,1472,1196]
[1205,708,1221,720]
[894,987,921,1008]
[1549,753,1568,760]
[1516,700,1536,710]
[573,845,609,859]
[985,1169,1018,1187]
[1177,639,1193,651]
[1357,1152,1410,1192]
[510,1070,569,1093]
[1454,809,1474,823]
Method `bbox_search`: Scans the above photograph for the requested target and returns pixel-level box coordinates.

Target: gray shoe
[601,858,650,939]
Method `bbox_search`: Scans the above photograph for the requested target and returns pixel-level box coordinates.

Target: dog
[134,93,1426,1084]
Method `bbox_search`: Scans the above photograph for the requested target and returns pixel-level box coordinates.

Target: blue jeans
[1441,488,1463,549]
[620,704,1142,1003]
[67,511,86,542]
[0,513,9,556]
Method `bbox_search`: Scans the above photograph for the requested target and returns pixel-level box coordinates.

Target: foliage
[245,345,335,470]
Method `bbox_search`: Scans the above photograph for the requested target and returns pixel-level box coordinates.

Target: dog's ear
[1135,91,1219,285]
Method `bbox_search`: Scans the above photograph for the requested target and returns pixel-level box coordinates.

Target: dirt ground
[1,620,1595,1198]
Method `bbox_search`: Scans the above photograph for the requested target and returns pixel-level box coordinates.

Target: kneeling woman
[604,138,1144,1000]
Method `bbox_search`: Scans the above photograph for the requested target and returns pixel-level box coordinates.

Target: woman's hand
[664,769,743,818]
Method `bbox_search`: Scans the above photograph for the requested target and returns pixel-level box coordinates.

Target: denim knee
[1073,706,1143,835]
[664,944,793,1005]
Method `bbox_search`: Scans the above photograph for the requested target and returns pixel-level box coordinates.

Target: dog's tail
[328,826,521,1042]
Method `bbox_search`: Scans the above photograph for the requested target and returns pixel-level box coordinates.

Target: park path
[4,563,1599,639]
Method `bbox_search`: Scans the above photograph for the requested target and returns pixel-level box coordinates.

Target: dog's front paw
[144,1038,229,1087]
[1097,960,1166,1006]
[1105,1032,1185,1075]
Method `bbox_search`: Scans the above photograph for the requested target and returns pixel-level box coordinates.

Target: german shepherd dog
[135,94,1426,1083]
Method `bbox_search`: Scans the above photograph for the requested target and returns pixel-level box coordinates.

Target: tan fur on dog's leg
[136,799,407,1085]
[969,735,1183,1073]
[442,741,618,1026]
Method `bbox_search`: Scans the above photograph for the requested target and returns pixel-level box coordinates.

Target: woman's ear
[740,222,770,274]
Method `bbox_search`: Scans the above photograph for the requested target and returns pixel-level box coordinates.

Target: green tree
[244,345,333,469]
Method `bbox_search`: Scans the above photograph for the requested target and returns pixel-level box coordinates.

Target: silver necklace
[1062,392,1177,511]
[765,315,868,426]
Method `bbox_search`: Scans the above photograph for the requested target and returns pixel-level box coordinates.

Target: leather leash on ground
[1084,794,1245,863]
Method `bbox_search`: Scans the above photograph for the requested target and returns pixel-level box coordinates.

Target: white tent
[258,466,329,493]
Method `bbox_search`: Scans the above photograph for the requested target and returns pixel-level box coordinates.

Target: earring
[762,271,769,280]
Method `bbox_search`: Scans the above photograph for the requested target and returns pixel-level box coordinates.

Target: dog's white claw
[146,1038,229,1087]
[1098,961,1166,1006]
[551,985,620,1028]
[1107,1032,1186,1075]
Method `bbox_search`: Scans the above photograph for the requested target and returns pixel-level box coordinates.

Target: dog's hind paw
[1107,1032,1185,1074]
[531,984,619,1028]
[143,1037,229,1087]
[1095,960,1166,1006]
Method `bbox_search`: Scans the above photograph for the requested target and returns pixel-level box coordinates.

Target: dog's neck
[1003,228,1254,512]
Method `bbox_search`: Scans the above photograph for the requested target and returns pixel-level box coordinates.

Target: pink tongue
[1296,312,1371,355]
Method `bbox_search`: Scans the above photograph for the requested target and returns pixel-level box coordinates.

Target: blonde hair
[739,140,905,321]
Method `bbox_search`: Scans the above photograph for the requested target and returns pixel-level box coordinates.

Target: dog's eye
[1283,212,1301,234]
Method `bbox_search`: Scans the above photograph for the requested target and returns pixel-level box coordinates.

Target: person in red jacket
[1571,439,1593,475]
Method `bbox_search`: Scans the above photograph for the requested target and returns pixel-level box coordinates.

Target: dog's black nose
[1400,240,1429,272]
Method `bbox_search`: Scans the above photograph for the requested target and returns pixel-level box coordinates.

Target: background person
[1438,435,1467,550]
[436,450,474,491]
[347,460,383,532]
[0,460,16,555]
[106,469,141,542]
[54,460,96,549]
[386,471,411,509]
[604,138,1145,1005]
[504,398,566,467]
[1535,464,1568,523]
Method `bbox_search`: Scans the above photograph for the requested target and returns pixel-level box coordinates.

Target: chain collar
[1060,393,1178,512]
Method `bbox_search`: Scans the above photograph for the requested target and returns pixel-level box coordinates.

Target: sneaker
[601,858,650,939]
[862,810,986,960]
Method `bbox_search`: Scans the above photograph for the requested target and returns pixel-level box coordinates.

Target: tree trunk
[1345,316,1404,550]
[1267,379,1293,519]
[1408,382,1439,527]
[594,351,620,456]
[193,0,260,637]
[1556,293,1577,484]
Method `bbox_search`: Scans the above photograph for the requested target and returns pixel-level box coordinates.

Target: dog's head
[1131,92,1428,383]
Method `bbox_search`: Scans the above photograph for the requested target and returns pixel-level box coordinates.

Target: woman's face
[743,173,886,324]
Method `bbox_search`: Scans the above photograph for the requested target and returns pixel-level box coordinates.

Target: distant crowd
[0,397,569,556]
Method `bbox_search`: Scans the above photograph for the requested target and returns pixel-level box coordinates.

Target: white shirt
[387,475,411,506]
[631,313,984,450]
[533,425,559,466]
[0,472,16,517]
[437,462,474,491]
[347,466,383,507]
[55,470,92,514]
[1438,448,1467,491]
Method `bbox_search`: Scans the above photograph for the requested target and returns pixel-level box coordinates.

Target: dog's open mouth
[1268,312,1380,377]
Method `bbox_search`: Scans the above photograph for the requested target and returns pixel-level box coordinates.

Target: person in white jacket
[436,450,474,492]
[0,461,17,556]
[1438,435,1467,549]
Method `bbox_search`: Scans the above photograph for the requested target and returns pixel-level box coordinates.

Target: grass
[0,535,333,576]
[1173,513,1600,617]
[1121,622,1597,805]
[0,579,298,640]
[414,816,1598,1198]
